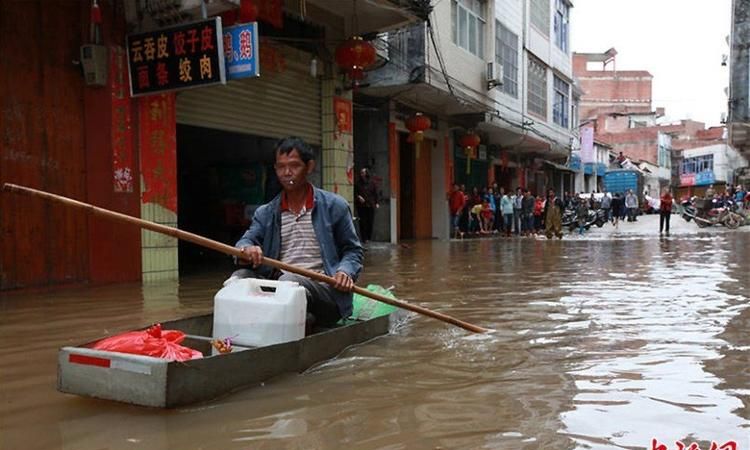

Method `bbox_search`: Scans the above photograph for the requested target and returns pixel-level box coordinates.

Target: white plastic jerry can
[213,278,307,348]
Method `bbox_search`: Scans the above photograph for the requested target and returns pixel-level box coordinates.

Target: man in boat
[233,137,364,329]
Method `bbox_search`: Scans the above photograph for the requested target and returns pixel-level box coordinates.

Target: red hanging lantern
[335,36,376,85]
[405,112,431,159]
[405,112,431,143]
[459,131,481,174]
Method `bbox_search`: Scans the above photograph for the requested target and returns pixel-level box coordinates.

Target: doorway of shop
[493,165,514,193]
[398,133,433,240]
[176,125,281,274]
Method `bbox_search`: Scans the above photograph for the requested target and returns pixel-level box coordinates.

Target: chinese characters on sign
[680,173,696,187]
[110,46,134,193]
[126,18,225,96]
[139,94,177,213]
[332,97,354,185]
[333,97,352,134]
[223,23,260,80]
[680,171,715,187]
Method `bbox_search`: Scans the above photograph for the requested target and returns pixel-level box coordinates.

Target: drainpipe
[520,0,528,189]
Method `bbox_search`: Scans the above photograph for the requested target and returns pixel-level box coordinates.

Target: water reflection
[0,232,748,449]
[558,236,749,449]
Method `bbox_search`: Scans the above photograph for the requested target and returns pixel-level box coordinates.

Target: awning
[542,160,575,173]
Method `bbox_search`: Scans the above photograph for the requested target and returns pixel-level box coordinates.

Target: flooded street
[2,218,749,450]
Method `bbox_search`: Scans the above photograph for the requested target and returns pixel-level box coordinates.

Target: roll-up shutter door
[176,46,321,145]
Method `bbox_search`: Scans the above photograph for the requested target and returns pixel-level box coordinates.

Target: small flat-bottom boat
[57,285,401,408]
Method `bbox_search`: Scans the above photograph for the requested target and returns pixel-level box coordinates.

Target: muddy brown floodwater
[2,229,749,449]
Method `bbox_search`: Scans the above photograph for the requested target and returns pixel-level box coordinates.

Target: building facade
[673,126,748,198]
[728,0,750,159]
[0,0,418,289]
[572,49,676,194]
[358,0,576,242]
[573,49,653,119]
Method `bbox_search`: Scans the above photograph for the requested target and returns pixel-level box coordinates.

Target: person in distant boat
[232,136,364,328]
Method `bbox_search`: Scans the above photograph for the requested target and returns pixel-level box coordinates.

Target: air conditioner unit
[486,61,503,90]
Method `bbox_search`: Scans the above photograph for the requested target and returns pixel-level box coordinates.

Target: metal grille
[176,48,321,145]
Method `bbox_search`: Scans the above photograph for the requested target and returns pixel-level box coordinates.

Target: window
[554,0,569,52]
[698,154,713,172]
[530,0,550,37]
[495,21,518,97]
[681,158,695,175]
[681,155,713,174]
[528,57,547,118]
[553,75,569,128]
[452,0,485,57]
[658,143,670,168]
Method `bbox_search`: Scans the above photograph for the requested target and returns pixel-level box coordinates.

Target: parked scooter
[561,208,577,230]
[593,208,608,228]
[680,197,743,229]
[565,208,601,231]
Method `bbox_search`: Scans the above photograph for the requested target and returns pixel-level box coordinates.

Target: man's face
[275,149,314,192]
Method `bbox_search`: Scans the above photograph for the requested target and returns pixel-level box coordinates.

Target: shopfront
[175,44,322,270]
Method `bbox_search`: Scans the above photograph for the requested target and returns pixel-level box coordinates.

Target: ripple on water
[1,233,749,449]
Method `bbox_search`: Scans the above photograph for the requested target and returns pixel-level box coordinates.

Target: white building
[570,139,611,193]
[678,143,748,197]
[358,0,576,242]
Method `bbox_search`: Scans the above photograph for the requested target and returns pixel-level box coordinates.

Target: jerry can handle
[245,278,298,294]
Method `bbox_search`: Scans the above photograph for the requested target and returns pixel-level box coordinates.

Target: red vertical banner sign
[139,94,177,213]
[444,134,452,193]
[333,97,355,186]
[111,46,134,193]
[333,97,353,135]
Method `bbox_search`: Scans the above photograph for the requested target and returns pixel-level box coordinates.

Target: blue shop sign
[695,171,715,186]
[223,23,260,80]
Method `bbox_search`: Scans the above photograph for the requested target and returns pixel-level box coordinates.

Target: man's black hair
[276,136,314,163]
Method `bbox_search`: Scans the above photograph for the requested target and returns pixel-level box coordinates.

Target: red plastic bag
[92,323,203,362]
